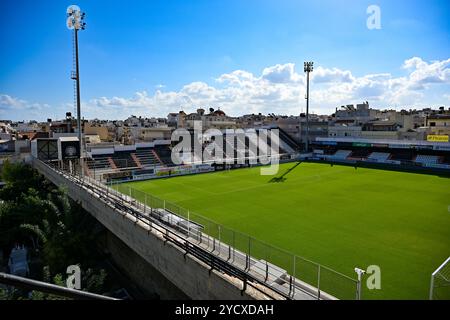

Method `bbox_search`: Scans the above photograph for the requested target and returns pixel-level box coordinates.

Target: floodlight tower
[304,61,313,152]
[66,5,86,160]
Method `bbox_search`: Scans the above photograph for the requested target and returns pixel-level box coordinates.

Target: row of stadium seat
[86,146,173,171]
[153,145,175,166]
[205,133,286,162]
[367,152,391,162]
[86,156,112,170]
[112,151,138,168]
[414,154,441,165]
[323,150,352,160]
[315,149,450,168]
[347,149,372,159]
[135,148,161,167]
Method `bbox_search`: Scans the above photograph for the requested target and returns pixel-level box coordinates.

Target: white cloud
[261,63,302,84]
[312,66,354,83]
[79,58,450,118]
[403,57,450,85]
[0,94,52,120]
[0,94,26,108]
[3,57,450,120]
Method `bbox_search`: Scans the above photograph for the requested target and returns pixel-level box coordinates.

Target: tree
[0,160,51,202]
[0,162,109,297]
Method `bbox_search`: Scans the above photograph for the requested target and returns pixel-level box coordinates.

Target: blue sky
[1,0,449,121]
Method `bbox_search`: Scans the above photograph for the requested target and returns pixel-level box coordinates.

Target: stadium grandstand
[84,141,171,182]
[311,137,450,170]
[29,126,450,300]
[83,127,302,182]
[82,130,450,184]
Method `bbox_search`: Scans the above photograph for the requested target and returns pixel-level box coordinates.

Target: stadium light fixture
[66,5,86,164]
[303,61,313,152]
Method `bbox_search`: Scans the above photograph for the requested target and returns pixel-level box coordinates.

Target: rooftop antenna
[66,5,86,161]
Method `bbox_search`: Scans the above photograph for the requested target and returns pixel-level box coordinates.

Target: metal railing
[110,182,360,300]
[35,159,288,300]
[36,159,360,300]
[0,272,118,300]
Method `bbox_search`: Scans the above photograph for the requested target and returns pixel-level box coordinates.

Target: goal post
[430,257,450,300]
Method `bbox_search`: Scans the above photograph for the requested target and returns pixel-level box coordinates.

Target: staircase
[131,153,143,168]
[151,149,164,166]
[108,157,117,169]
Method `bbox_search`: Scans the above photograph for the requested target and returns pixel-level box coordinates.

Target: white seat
[415,155,440,165]
[367,152,390,163]
[326,150,352,160]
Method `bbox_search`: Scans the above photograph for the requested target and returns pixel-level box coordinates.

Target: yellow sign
[427,135,449,142]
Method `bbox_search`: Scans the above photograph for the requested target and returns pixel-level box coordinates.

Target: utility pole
[304,61,314,153]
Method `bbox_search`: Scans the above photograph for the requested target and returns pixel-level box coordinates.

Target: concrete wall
[103,231,188,300]
[33,160,265,300]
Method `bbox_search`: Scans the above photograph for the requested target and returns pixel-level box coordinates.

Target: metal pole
[247,237,251,271]
[218,225,221,254]
[232,231,235,262]
[317,264,321,300]
[292,256,296,297]
[356,275,363,300]
[74,28,83,167]
[429,274,434,300]
[265,260,269,282]
[187,210,190,237]
[0,272,117,300]
[144,194,147,215]
[305,69,310,153]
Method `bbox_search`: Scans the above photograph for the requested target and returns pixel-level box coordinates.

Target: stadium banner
[372,143,389,148]
[427,135,449,142]
[433,145,450,151]
[195,164,215,173]
[110,164,215,183]
[389,144,410,149]
[104,171,132,181]
[154,164,214,178]
[416,145,434,150]
[320,141,337,146]
[338,142,353,147]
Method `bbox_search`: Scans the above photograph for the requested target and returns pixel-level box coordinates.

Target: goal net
[430,257,450,300]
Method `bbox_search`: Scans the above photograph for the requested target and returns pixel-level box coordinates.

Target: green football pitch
[118,162,450,299]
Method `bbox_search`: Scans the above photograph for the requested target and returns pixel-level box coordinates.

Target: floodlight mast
[67,5,86,163]
[304,61,313,152]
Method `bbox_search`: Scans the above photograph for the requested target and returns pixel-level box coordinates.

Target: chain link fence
[110,181,359,300]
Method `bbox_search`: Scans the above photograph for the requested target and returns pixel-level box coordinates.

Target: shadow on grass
[268,162,302,183]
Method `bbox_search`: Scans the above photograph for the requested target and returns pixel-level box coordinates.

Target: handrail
[0,272,118,300]
[35,160,289,300]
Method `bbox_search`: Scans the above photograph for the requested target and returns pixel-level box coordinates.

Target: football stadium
[20,124,449,300]
[114,161,450,300]
[63,130,447,300]
[3,0,450,310]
